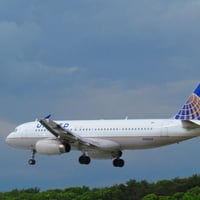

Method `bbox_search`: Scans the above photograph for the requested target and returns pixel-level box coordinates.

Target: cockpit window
[14,128,18,132]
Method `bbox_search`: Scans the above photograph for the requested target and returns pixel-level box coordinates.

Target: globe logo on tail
[175,83,200,120]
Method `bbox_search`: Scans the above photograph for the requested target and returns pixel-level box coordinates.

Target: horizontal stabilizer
[181,120,200,129]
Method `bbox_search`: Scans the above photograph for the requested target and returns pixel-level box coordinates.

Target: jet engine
[35,139,67,155]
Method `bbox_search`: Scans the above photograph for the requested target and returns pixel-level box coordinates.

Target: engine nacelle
[36,139,66,155]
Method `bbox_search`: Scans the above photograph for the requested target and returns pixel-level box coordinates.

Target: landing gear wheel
[85,156,91,164]
[79,155,91,165]
[113,158,125,167]
[28,159,36,165]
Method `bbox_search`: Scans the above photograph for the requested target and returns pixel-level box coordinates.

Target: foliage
[1,175,200,200]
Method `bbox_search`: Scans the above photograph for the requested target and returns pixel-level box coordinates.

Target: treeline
[1,174,200,200]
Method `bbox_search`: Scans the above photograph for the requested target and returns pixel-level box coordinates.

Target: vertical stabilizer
[175,83,200,120]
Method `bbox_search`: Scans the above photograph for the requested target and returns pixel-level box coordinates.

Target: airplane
[6,83,200,167]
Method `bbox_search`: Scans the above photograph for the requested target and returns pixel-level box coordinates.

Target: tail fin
[175,83,200,120]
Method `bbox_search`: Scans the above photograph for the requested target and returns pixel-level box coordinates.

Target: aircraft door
[161,123,169,137]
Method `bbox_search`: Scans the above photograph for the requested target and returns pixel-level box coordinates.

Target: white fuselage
[6,119,200,151]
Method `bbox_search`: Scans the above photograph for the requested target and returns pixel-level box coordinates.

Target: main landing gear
[113,158,125,167]
[112,150,125,167]
[28,150,36,165]
[78,151,125,167]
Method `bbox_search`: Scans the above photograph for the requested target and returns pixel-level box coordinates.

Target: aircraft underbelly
[107,135,195,150]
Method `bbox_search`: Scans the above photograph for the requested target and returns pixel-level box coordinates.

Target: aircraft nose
[6,133,14,146]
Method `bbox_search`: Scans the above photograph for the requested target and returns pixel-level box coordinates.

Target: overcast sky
[0,0,200,191]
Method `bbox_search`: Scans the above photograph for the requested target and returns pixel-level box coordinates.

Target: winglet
[44,114,51,119]
[175,83,200,120]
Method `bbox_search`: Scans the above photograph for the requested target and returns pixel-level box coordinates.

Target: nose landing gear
[28,150,36,165]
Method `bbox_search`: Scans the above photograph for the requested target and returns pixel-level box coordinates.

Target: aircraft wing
[39,117,91,146]
[40,117,75,141]
[39,116,120,151]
